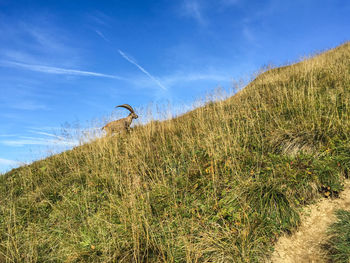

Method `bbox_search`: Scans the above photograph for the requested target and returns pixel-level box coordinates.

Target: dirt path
[269,181,350,263]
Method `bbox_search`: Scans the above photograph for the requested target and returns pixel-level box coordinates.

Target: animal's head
[116,104,138,119]
[131,112,139,119]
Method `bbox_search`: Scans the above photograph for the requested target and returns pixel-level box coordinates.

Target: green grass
[325,210,350,263]
[1,42,350,262]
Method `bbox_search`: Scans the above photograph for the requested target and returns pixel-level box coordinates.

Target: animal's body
[102,104,138,135]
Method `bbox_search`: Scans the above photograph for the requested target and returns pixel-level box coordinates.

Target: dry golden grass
[0,42,350,262]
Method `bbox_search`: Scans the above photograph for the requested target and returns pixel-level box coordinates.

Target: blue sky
[0,0,349,173]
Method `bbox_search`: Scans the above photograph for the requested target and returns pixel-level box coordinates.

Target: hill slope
[1,42,350,262]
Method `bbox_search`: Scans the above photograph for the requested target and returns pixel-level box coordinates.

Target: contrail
[93,30,166,90]
[94,30,110,43]
[118,49,167,90]
[0,137,78,147]
[1,61,123,80]
[30,130,66,140]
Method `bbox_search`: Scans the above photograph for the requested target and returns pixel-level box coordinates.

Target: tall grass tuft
[325,210,350,263]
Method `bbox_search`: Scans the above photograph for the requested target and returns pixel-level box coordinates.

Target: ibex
[102,104,138,135]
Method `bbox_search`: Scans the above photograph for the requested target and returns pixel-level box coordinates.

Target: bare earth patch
[270,180,350,263]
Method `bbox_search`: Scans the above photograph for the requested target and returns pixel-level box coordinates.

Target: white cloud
[23,25,68,53]
[87,11,113,27]
[0,18,80,67]
[9,101,49,111]
[0,60,124,80]
[0,126,104,148]
[180,0,241,24]
[162,72,229,85]
[0,158,19,166]
[181,0,205,24]
[0,137,79,147]
[122,70,233,95]
[0,129,81,147]
[133,71,231,88]
[1,49,39,65]
[29,131,66,140]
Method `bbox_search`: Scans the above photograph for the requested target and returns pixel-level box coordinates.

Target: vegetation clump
[325,209,350,263]
[1,42,350,262]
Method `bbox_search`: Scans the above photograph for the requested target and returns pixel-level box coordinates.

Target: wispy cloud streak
[30,131,66,140]
[163,72,229,83]
[9,101,49,111]
[94,30,110,43]
[0,130,79,147]
[0,61,124,80]
[0,158,19,166]
[0,137,79,147]
[0,127,104,148]
[182,0,205,24]
[118,50,167,90]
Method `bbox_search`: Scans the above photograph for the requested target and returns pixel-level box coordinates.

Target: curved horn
[115,104,135,113]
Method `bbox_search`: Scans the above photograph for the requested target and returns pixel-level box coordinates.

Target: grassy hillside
[1,42,350,262]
